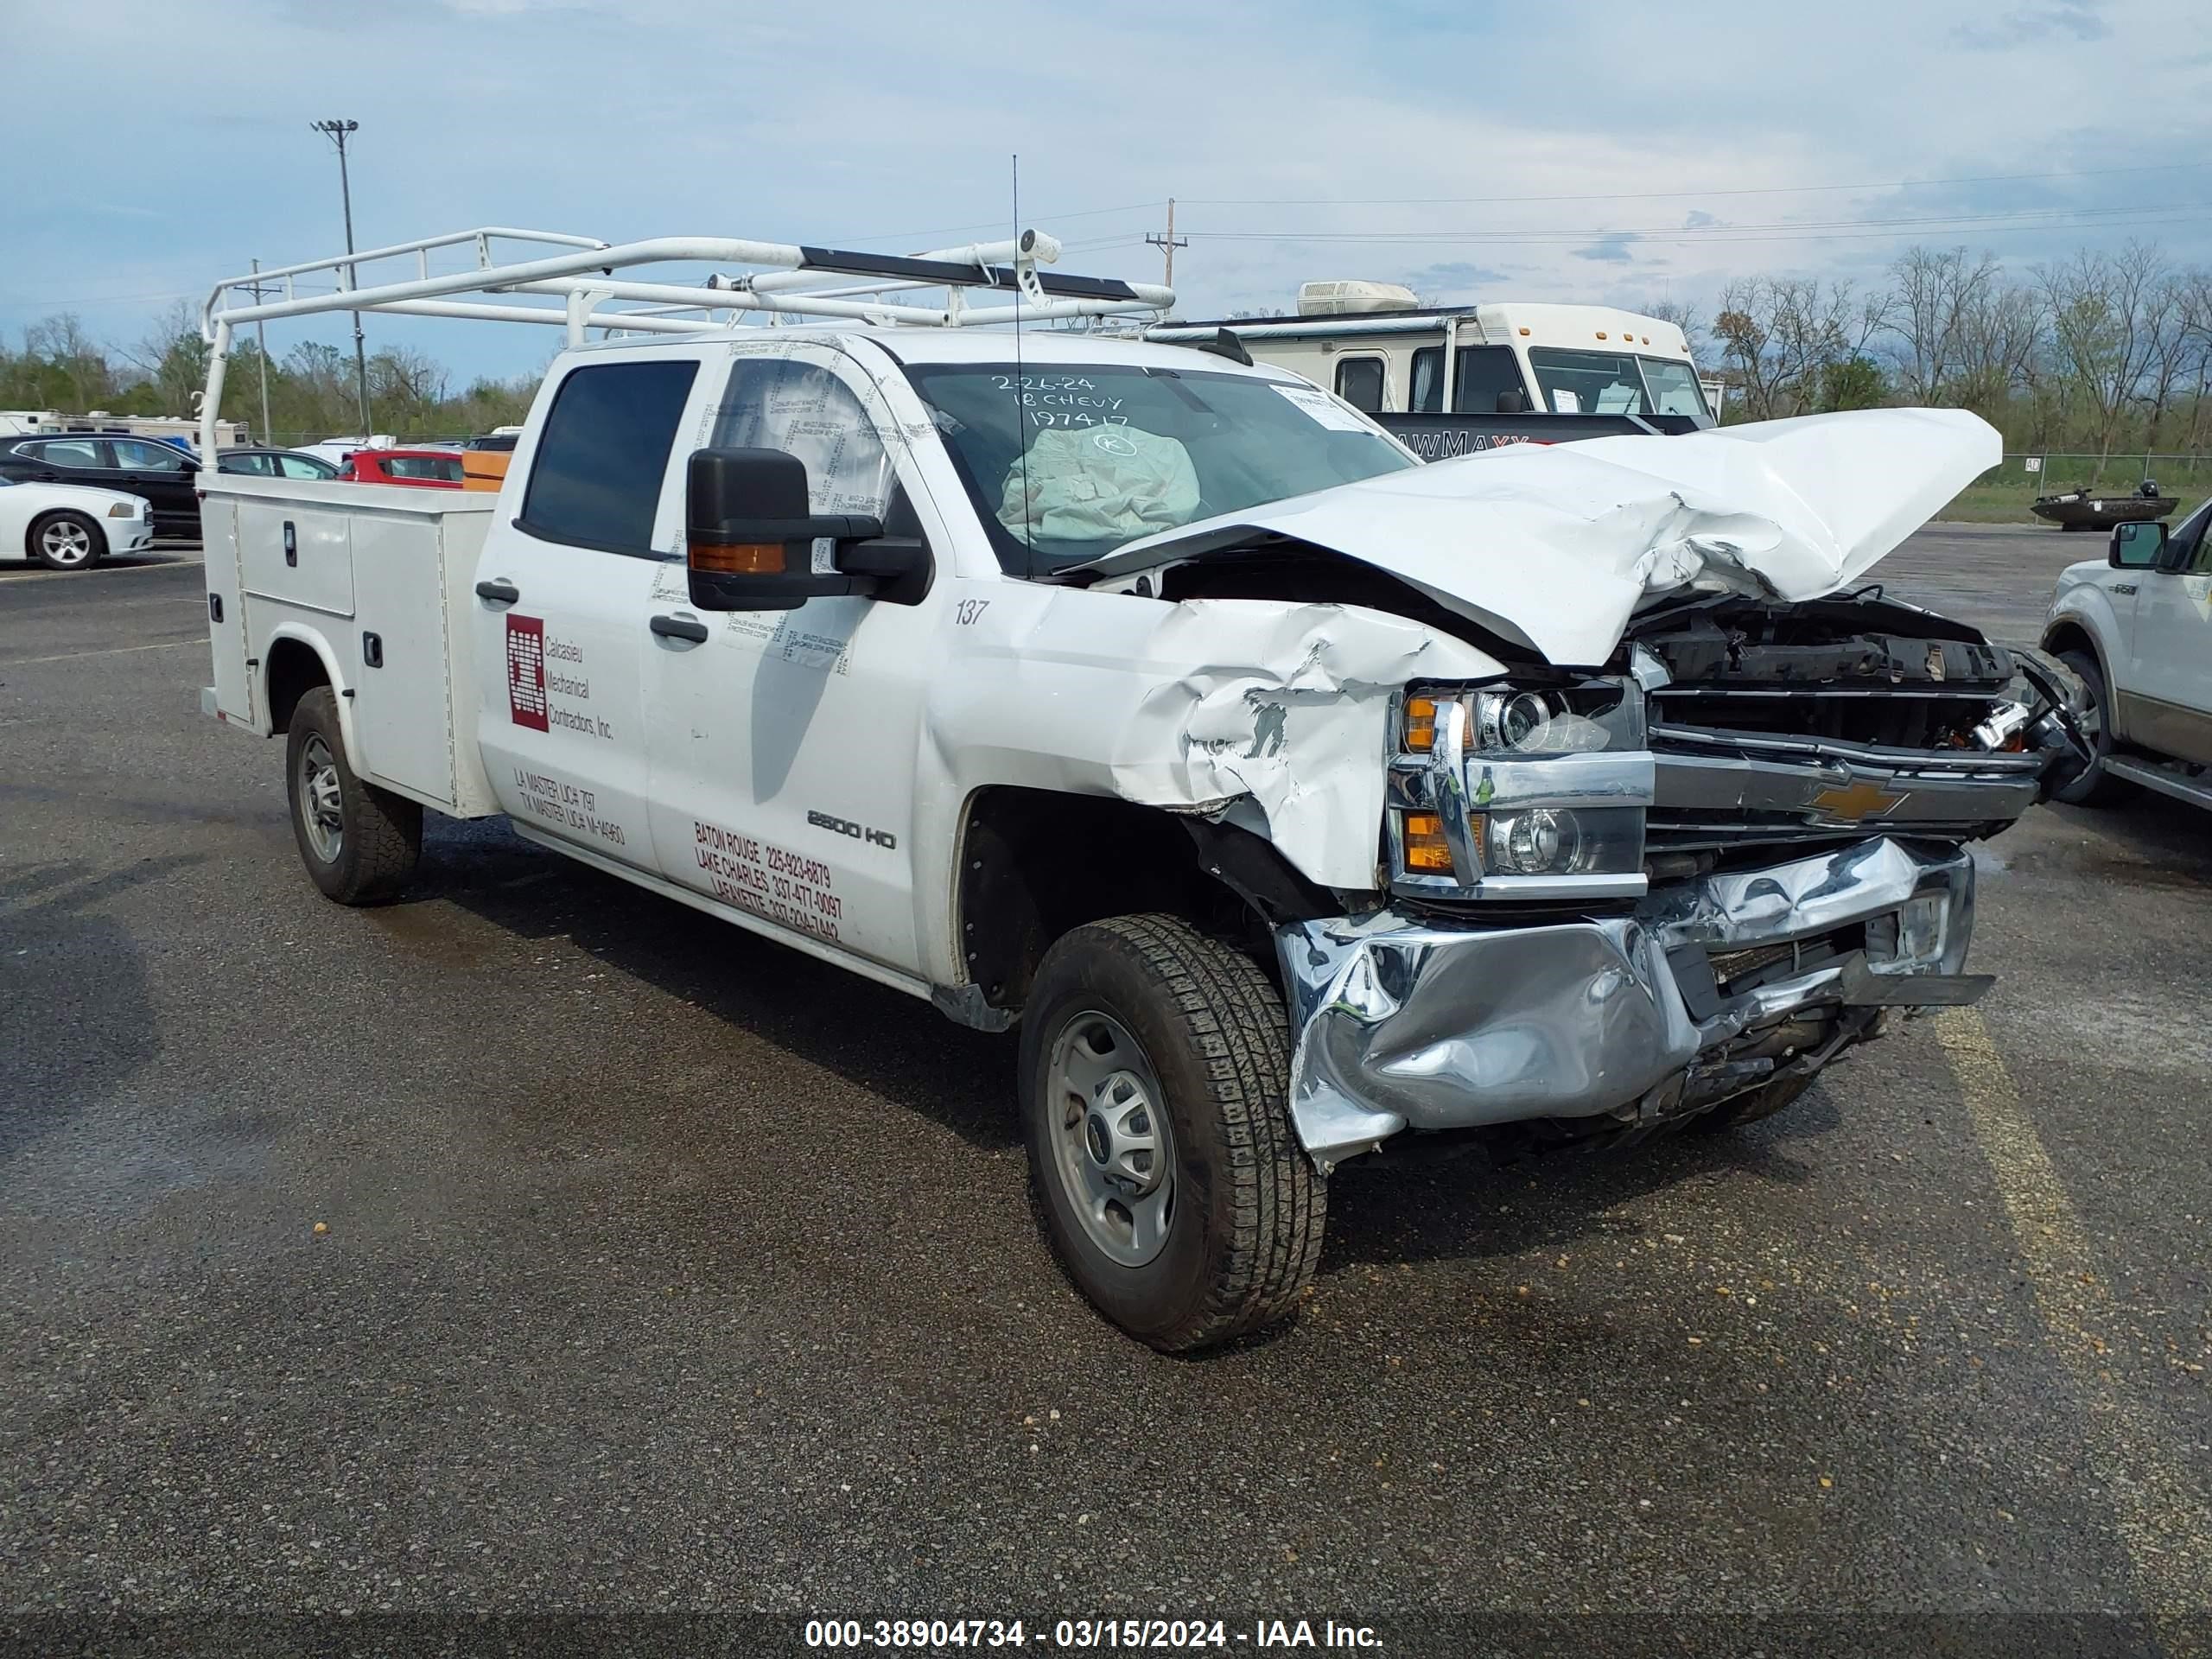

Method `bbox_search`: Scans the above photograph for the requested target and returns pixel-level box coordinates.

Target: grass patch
[1938,458,2212,525]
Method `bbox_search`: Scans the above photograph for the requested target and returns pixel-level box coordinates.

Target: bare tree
[22,314,114,410]
[1885,246,2004,404]
[2035,243,2171,482]
[118,300,212,416]
[1712,276,1893,421]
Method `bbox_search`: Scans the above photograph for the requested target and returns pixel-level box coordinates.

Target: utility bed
[200,476,499,817]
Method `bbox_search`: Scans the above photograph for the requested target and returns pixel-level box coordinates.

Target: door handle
[475,578,520,605]
[650,612,710,644]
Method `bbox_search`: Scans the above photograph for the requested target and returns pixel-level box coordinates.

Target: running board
[2103,755,2212,812]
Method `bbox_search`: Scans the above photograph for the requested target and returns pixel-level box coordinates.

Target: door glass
[276,455,331,480]
[709,357,895,514]
[1334,356,1386,413]
[519,359,701,554]
[111,439,189,472]
[32,439,103,468]
[1452,346,1529,414]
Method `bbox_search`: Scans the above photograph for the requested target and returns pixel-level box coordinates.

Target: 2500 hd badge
[807,809,897,850]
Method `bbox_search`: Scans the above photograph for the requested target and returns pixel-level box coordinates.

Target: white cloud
[0,0,2206,377]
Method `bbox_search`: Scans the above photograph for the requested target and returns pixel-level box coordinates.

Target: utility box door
[349,510,456,806]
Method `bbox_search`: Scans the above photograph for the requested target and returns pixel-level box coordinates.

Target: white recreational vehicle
[1150,283,1721,425]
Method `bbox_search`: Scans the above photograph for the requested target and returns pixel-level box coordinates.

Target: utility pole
[310,118,372,437]
[1146,197,1187,290]
[243,257,274,445]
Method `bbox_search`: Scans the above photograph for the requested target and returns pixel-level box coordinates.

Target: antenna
[1010,154,1035,572]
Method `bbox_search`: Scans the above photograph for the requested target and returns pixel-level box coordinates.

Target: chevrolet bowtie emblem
[1809,779,1909,821]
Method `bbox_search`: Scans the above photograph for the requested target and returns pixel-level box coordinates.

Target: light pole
[310,118,372,437]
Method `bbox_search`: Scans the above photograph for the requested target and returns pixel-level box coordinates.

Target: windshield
[1527,348,1710,421]
[904,362,1415,573]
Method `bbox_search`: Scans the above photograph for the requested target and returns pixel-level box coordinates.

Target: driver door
[643,341,942,975]
[2123,502,2212,765]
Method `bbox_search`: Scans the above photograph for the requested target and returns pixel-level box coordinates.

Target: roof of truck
[573,325,1286,376]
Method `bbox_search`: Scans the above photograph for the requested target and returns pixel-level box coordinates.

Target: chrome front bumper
[1276,837,1981,1167]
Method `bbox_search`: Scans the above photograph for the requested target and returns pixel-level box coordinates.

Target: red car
[338,448,465,488]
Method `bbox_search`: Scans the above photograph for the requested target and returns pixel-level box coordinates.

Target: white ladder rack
[199,225,1173,455]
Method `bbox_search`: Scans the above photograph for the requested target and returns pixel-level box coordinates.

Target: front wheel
[1020,914,1325,1352]
[2049,649,2136,807]
[285,685,423,904]
[29,511,105,571]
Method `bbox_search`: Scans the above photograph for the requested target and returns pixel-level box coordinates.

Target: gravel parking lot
[3,527,2208,1656]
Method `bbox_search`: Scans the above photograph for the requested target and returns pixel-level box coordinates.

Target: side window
[1452,346,1530,414]
[2171,499,2212,574]
[1408,347,1445,414]
[112,439,188,471]
[1333,355,1387,414]
[277,454,330,480]
[520,358,701,554]
[231,453,276,477]
[32,439,104,468]
[709,356,894,515]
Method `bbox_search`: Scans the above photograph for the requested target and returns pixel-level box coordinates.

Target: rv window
[1451,346,1529,414]
[1333,356,1386,413]
[1408,347,1446,413]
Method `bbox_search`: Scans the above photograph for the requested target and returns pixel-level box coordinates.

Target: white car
[0,475,153,570]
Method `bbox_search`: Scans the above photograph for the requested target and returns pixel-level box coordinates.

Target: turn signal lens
[691,539,785,575]
[1404,695,1438,752]
[1402,812,1454,873]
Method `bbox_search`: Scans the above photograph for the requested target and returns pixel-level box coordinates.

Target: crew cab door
[643,342,934,974]
[2123,499,2212,766]
[470,351,703,874]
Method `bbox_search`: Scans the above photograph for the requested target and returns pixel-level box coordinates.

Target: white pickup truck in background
[197,227,2069,1351]
[2041,499,2212,812]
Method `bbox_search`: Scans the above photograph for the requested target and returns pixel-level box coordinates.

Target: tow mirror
[685,447,931,612]
[2108,518,2166,570]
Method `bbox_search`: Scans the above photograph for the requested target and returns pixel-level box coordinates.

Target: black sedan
[0,435,201,538]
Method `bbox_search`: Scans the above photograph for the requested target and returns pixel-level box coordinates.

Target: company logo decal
[506,613,549,732]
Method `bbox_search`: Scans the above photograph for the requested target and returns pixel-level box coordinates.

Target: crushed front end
[1276,592,2052,1168]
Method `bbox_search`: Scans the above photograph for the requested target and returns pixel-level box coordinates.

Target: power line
[1184,202,2212,247]
[1177,160,2212,209]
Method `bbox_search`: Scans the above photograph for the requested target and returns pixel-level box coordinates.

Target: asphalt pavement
[2,528,2207,1657]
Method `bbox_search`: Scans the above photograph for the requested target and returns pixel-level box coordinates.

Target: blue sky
[3,0,2209,390]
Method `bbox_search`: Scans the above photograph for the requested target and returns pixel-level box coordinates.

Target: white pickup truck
[197,228,2064,1351]
[2041,500,2212,811]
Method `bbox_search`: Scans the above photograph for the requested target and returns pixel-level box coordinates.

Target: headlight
[1403,679,1643,757]
[107,502,136,518]
[1390,677,1652,896]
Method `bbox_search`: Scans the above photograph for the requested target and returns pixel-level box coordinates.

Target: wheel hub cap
[298,735,344,862]
[1046,1010,1175,1268]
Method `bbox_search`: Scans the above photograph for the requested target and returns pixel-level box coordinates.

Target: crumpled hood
[1083,408,2001,665]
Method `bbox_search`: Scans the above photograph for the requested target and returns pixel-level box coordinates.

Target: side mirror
[1494,389,1529,415]
[2109,518,2167,569]
[685,447,931,612]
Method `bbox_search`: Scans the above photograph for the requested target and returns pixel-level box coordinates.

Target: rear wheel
[2049,648,2135,807]
[29,511,105,571]
[285,685,422,904]
[1020,914,1325,1352]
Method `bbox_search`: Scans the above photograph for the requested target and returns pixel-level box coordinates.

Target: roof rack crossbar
[198,224,1173,458]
